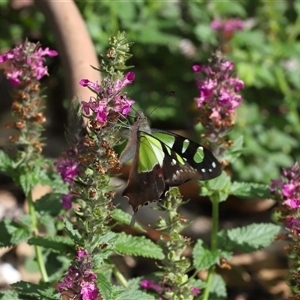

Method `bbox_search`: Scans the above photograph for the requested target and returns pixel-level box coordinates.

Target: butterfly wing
[122,129,222,214]
[151,129,222,184]
[122,131,166,213]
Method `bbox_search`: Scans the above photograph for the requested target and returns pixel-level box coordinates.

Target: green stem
[112,264,128,288]
[27,190,49,282]
[202,196,219,300]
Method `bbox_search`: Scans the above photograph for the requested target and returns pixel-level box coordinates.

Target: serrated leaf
[90,232,119,254]
[0,150,15,172]
[226,223,281,252]
[39,214,57,237]
[28,236,74,253]
[0,218,31,247]
[200,171,231,202]
[0,290,22,300]
[224,135,244,163]
[11,281,60,300]
[114,233,164,259]
[97,272,113,300]
[111,209,146,232]
[208,274,227,300]
[64,219,84,245]
[192,240,220,270]
[113,286,156,300]
[230,181,272,199]
[34,193,63,217]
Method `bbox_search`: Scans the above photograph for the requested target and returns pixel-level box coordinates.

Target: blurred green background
[1,0,300,184]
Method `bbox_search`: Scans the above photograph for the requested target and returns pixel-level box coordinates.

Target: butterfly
[119,112,222,225]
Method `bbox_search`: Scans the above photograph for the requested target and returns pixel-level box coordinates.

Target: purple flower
[191,287,201,296]
[55,158,79,186]
[287,217,300,233]
[140,279,200,298]
[211,18,245,32]
[55,157,79,209]
[193,51,244,141]
[79,79,102,93]
[79,72,135,128]
[77,250,88,258]
[58,250,99,300]
[61,193,74,210]
[271,162,300,210]
[271,162,300,233]
[0,41,57,86]
[140,280,163,294]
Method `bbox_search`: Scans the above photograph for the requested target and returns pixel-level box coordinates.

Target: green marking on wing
[152,132,175,148]
[152,131,185,165]
[175,152,185,165]
[138,133,165,173]
[193,146,204,163]
[182,139,189,153]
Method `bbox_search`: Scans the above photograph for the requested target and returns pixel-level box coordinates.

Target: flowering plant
[0,34,282,300]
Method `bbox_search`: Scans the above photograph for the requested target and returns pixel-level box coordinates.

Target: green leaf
[0,290,22,300]
[64,219,84,245]
[222,223,281,252]
[223,135,244,163]
[97,272,113,300]
[0,218,31,247]
[200,171,231,202]
[192,240,220,270]
[113,286,155,300]
[34,193,63,217]
[111,209,146,232]
[230,182,272,198]
[114,233,164,259]
[11,281,59,300]
[28,236,74,253]
[0,150,16,173]
[208,274,227,300]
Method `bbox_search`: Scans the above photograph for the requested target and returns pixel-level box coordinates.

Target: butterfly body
[120,112,222,221]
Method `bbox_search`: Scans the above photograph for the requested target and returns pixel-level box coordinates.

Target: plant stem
[112,264,128,288]
[202,196,219,300]
[27,190,49,282]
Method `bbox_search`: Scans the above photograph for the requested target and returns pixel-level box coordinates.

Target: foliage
[0,1,299,299]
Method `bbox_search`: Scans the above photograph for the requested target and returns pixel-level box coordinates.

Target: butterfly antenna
[148,90,176,117]
[129,214,136,226]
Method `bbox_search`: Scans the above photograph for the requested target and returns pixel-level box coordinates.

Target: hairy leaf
[0,290,21,300]
[192,240,221,270]
[11,281,59,300]
[221,223,281,252]
[200,171,231,202]
[230,181,272,199]
[113,286,155,300]
[114,233,164,259]
[28,236,74,253]
[209,274,227,300]
[111,208,146,232]
[64,219,84,245]
[97,272,113,300]
[0,218,31,247]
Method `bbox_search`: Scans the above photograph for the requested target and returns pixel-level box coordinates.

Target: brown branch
[34,0,100,102]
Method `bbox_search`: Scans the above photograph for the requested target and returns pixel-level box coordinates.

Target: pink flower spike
[62,194,73,210]
[39,47,58,57]
[211,19,223,30]
[282,183,296,198]
[79,79,90,87]
[283,198,300,209]
[81,100,92,115]
[79,79,102,93]
[124,71,135,84]
[77,250,88,259]
[192,65,202,72]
